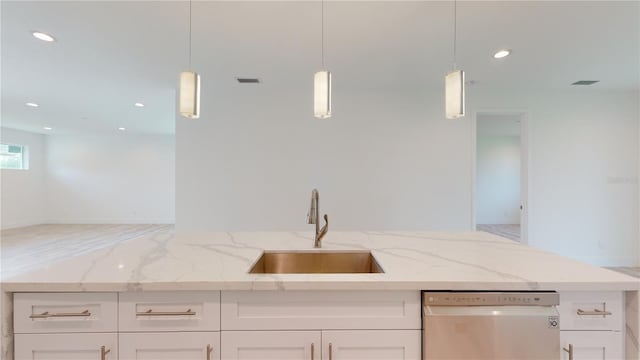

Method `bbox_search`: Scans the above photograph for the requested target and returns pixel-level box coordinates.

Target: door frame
[471,109,531,244]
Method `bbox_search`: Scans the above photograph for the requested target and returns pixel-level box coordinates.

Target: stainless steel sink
[248,251,384,274]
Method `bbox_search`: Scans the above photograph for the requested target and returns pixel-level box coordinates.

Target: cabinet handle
[310,343,314,360]
[206,344,213,360]
[329,343,333,360]
[30,309,91,319]
[563,344,573,360]
[576,308,612,316]
[101,346,111,360]
[136,308,196,316]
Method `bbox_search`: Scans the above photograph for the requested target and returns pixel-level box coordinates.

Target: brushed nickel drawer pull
[136,308,196,316]
[329,343,333,360]
[310,343,314,360]
[101,346,111,360]
[30,309,91,319]
[206,344,213,360]
[563,344,573,360]
[577,308,612,316]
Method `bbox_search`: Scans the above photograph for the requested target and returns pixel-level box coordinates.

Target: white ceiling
[2,1,638,135]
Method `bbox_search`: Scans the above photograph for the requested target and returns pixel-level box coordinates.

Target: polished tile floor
[476,224,521,241]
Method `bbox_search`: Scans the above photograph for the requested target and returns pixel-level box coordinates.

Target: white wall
[476,135,520,224]
[177,88,639,267]
[45,132,175,224]
[177,88,470,232]
[471,90,639,267]
[0,128,46,229]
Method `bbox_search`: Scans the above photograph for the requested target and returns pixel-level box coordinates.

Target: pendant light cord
[189,0,193,70]
[453,0,457,71]
[321,0,325,69]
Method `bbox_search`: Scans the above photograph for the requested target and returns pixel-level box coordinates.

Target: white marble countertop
[2,228,639,292]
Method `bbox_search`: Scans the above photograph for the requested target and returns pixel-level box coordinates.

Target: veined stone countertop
[1,227,638,292]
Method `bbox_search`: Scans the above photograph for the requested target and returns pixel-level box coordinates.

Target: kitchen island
[1,226,639,359]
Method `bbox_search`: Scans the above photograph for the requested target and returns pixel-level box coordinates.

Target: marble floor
[476,224,521,241]
[1,224,172,280]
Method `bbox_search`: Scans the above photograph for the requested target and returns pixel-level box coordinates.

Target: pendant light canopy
[313,0,331,119]
[179,1,200,119]
[445,0,465,119]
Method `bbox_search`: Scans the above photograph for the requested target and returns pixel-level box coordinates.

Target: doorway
[473,112,528,243]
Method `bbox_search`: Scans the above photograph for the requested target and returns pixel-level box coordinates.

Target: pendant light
[313,0,331,119]
[445,0,465,119]
[179,0,200,119]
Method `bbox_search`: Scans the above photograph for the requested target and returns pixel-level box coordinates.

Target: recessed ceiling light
[25,102,39,107]
[493,49,511,59]
[118,127,126,131]
[43,127,52,130]
[32,31,55,42]
[134,102,145,107]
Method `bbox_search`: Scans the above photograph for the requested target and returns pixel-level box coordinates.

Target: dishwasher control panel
[423,292,559,306]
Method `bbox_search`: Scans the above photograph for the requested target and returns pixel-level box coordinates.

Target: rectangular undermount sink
[248,250,384,274]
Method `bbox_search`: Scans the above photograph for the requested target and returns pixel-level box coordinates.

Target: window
[0,143,28,170]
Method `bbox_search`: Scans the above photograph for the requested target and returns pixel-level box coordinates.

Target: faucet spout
[307,189,318,225]
[314,214,329,248]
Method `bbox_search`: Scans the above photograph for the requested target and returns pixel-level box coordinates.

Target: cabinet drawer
[15,333,117,360]
[561,330,623,360]
[119,291,220,332]
[221,291,421,330]
[14,293,117,334]
[119,332,220,360]
[559,292,623,331]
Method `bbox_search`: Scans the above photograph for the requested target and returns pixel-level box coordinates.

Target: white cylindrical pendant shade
[445,70,465,119]
[179,71,200,119]
[314,71,332,119]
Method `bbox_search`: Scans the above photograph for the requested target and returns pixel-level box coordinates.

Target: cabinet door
[322,330,421,360]
[15,333,117,360]
[561,331,623,359]
[119,332,220,360]
[221,331,320,360]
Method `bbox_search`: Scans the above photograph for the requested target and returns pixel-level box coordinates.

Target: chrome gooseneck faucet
[307,189,328,248]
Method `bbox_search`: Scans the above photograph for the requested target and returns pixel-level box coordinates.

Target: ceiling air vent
[571,80,599,86]
[236,78,260,84]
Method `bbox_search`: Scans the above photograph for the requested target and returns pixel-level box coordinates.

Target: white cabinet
[221,331,320,360]
[221,330,420,360]
[322,330,421,360]
[561,331,623,360]
[15,333,117,360]
[559,291,625,360]
[220,291,421,360]
[119,332,220,360]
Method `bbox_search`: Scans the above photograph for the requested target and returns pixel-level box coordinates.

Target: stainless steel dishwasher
[423,291,560,359]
